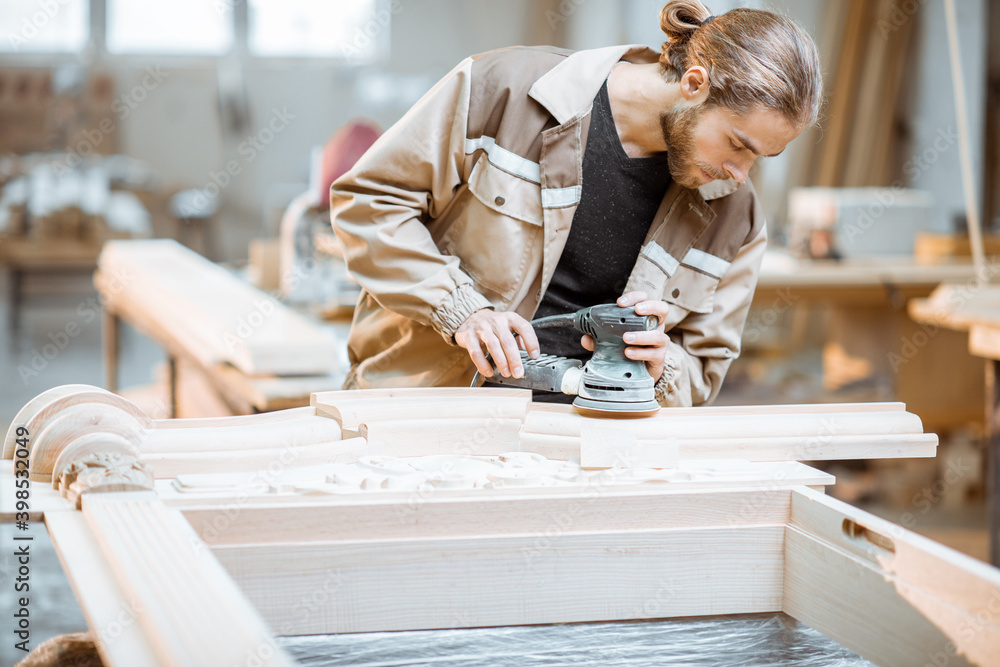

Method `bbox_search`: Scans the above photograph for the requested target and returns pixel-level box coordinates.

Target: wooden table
[0,235,102,338]
[752,255,983,431]
[755,254,979,305]
[910,283,1000,566]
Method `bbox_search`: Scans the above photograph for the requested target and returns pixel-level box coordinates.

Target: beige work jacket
[331,45,768,407]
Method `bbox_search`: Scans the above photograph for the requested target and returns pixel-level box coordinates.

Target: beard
[659,105,724,189]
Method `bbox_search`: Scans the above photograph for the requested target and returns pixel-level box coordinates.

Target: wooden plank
[580,423,679,469]
[970,324,1000,361]
[521,432,937,462]
[527,400,907,417]
[161,460,831,512]
[151,406,317,430]
[45,511,164,667]
[214,525,785,635]
[0,461,74,520]
[317,395,530,430]
[182,488,794,546]
[98,271,345,414]
[99,239,338,375]
[82,492,296,667]
[142,415,343,453]
[311,386,530,408]
[784,528,983,667]
[142,437,367,478]
[361,418,522,457]
[524,408,924,439]
[785,487,1000,667]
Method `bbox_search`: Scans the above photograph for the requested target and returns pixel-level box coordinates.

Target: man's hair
[659,0,823,128]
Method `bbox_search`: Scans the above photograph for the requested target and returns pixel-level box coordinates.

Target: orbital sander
[473,303,661,414]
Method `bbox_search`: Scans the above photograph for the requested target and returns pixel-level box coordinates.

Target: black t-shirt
[534,78,672,361]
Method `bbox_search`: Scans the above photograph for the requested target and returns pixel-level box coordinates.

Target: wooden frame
[4,385,998,667]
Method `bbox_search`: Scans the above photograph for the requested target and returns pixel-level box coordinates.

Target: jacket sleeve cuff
[430,284,494,343]
[654,343,689,407]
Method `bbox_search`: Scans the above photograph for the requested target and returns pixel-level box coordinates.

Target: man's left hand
[580,291,671,381]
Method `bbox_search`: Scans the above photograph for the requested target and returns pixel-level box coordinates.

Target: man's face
[660,104,802,189]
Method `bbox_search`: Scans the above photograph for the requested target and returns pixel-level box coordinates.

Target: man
[331,1,823,407]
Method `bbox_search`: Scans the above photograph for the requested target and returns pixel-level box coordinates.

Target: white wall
[99,0,532,247]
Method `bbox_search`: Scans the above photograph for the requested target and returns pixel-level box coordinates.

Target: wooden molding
[55,451,154,509]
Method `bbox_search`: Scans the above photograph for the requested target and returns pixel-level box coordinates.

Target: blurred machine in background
[278,118,380,317]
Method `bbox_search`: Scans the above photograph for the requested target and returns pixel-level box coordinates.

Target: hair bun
[660,0,712,42]
[659,0,712,72]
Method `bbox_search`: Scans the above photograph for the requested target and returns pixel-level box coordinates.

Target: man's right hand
[454,309,540,379]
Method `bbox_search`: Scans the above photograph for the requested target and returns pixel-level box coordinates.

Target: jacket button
[672,288,680,298]
[495,195,505,206]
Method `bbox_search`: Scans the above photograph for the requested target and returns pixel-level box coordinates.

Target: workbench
[755,254,979,304]
[96,239,348,417]
[751,254,983,431]
[0,236,102,339]
[4,384,1000,667]
[910,283,1000,567]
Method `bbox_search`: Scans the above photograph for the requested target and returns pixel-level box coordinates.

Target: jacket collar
[697,178,741,201]
[528,45,659,124]
[528,45,742,202]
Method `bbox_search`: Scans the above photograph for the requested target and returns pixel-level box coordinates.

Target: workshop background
[0,0,997,655]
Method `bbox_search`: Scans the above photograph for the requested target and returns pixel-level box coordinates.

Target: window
[106,0,233,55]
[248,0,381,60]
[0,0,89,53]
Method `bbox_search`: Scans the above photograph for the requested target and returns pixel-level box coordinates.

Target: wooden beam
[45,511,160,667]
[521,432,937,462]
[98,240,339,375]
[182,488,795,546]
[81,492,296,666]
[784,487,1000,666]
[214,525,785,635]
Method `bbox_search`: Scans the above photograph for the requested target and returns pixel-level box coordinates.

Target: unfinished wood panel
[45,511,160,667]
[97,272,346,415]
[785,488,1000,667]
[182,488,794,546]
[142,437,367,479]
[99,239,338,375]
[311,387,530,410]
[524,409,924,440]
[528,400,907,417]
[317,394,530,430]
[361,418,522,457]
[580,424,679,469]
[521,432,937,462]
[142,415,343,453]
[0,460,73,520]
[790,487,1000,628]
[152,406,317,430]
[784,528,982,667]
[82,492,295,667]
[215,525,785,635]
